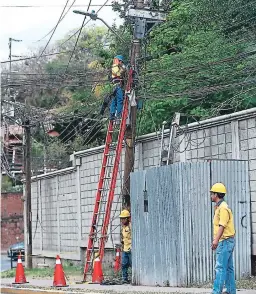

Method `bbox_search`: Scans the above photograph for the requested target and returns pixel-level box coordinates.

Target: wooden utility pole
[122,49,140,208]
[122,1,143,209]
[24,119,32,268]
[7,37,22,101]
[122,1,166,208]
[8,38,12,91]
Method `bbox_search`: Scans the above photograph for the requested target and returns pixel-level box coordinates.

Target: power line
[38,0,71,59]
[143,78,256,100]
[0,0,111,64]
[0,5,112,8]
[58,0,110,50]
[36,0,77,43]
[143,48,256,77]
[28,0,94,122]
[0,51,72,64]
[31,16,91,119]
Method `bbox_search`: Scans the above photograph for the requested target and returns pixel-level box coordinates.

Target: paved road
[1,254,17,272]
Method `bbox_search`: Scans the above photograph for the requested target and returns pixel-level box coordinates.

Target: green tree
[138,0,256,133]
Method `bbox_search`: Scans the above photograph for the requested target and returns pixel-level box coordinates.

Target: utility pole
[5,38,22,165]
[24,118,32,268]
[8,38,12,90]
[122,39,140,208]
[122,1,166,208]
[4,38,13,154]
[8,38,22,101]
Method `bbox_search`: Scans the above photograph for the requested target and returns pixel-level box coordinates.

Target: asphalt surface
[1,254,17,272]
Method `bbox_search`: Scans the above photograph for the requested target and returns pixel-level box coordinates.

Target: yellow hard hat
[210,183,227,194]
[119,209,130,218]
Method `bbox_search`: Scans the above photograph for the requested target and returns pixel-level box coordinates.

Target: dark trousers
[122,251,132,281]
[110,85,124,118]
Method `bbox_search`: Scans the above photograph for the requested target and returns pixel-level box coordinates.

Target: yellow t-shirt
[213,201,235,241]
[112,63,125,80]
[122,224,131,252]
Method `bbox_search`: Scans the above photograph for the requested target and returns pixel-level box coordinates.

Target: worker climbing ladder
[83,70,133,282]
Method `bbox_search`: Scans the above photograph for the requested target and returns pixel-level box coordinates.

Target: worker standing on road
[119,209,131,283]
[210,183,236,294]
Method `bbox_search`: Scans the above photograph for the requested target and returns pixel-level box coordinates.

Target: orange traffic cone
[13,254,28,284]
[114,247,121,273]
[53,255,68,287]
[92,255,104,283]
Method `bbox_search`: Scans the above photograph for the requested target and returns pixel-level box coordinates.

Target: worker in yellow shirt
[119,209,131,283]
[99,55,126,121]
[210,183,236,294]
[110,55,126,121]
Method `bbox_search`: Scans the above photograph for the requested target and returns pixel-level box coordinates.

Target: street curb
[0,287,84,294]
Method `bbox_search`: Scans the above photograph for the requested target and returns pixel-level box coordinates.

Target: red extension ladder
[83,70,133,281]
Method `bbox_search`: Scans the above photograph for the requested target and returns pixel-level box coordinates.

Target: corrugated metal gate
[130,161,251,286]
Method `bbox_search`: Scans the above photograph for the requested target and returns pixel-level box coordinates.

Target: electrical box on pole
[122,4,167,208]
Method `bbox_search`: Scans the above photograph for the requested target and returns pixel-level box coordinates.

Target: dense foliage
[138,0,256,133]
[4,0,255,170]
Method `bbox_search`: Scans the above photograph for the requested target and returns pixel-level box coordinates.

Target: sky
[0,0,122,62]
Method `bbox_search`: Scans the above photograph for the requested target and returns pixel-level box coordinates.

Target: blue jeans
[213,238,236,294]
[110,85,124,118]
[122,251,132,281]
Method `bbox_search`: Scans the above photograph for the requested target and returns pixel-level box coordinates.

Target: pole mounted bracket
[126,8,166,22]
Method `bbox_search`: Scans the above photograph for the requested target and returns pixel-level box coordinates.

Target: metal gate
[130,161,251,286]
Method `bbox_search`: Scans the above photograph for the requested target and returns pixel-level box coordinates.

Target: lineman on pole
[119,209,132,283]
[100,55,126,121]
[210,183,236,294]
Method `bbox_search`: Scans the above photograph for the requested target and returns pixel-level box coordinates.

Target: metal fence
[131,161,251,286]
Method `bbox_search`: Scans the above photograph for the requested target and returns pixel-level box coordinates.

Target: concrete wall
[176,113,256,254]
[31,152,125,262]
[1,192,24,251]
[29,108,256,262]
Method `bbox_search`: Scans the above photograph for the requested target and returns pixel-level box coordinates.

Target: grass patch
[0,262,83,279]
[236,277,256,289]
[189,276,256,290]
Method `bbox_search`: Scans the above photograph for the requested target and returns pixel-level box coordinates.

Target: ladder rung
[98,188,114,191]
[84,106,128,277]
[97,200,107,203]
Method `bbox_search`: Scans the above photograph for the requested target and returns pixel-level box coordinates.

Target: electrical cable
[58,0,110,49]
[37,0,71,59]
[36,0,77,43]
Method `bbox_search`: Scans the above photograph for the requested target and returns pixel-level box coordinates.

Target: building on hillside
[1,123,24,177]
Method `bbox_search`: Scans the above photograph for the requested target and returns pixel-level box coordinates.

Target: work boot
[110,113,116,121]
[115,118,121,126]
[115,113,122,125]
